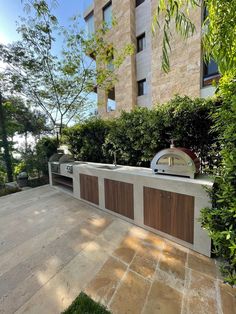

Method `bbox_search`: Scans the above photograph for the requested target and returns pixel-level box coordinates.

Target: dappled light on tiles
[89,217,107,227]
[36,256,61,285]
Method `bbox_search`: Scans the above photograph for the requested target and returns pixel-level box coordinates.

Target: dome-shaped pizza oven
[151,141,200,179]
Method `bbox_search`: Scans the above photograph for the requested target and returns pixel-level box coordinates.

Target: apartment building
[84,0,219,117]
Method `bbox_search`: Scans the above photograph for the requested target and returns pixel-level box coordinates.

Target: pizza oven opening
[151,140,200,179]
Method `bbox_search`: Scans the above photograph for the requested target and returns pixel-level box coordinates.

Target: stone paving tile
[220,282,236,314]
[109,271,150,314]
[0,215,113,314]
[0,186,232,314]
[143,280,183,314]
[0,238,81,313]
[85,256,127,305]
[182,269,218,314]
[155,268,186,293]
[15,247,110,314]
[112,246,136,265]
[188,251,217,278]
[162,242,188,261]
[188,270,217,299]
[141,232,166,251]
[183,295,218,314]
[130,254,157,280]
[158,251,186,282]
[0,197,81,256]
[137,241,162,263]
[112,235,141,264]
[0,226,66,277]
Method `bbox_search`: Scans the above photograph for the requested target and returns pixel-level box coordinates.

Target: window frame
[103,1,112,28]
[137,79,147,96]
[107,87,116,112]
[85,11,95,36]
[137,33,146,53]
[136,0,145,7]
[202,5,219,86]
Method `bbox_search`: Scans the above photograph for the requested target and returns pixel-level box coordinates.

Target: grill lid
[151,142,200,179]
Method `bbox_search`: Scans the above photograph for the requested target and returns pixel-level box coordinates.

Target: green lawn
[62,292,111,314]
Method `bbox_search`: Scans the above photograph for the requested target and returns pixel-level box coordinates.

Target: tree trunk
[24,131,28,151]
[0,92,13,182]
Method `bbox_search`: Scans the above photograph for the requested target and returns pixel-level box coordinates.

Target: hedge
[63,118,113,163]
[201,75,236,285]
[64,96,219,171]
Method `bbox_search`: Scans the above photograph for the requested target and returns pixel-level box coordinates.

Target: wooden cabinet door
[170,192,194,244]
[104,179,134,219]
[80,174,99,205]
[144,187,172,234]
[144,187,194,244]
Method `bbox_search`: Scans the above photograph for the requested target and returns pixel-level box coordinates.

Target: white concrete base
[49,162,213,257]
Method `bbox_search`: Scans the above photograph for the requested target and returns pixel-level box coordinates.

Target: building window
[103,1,112,29]
[202,6,219,86]
[137,33,146,53]
[203,59,219,86]
[137,79,147,96]
[203,59,218,78]
[136,0,145,7]
[85,12,94,36]
[107,87,116,112]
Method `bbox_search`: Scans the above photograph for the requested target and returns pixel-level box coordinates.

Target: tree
[0,92,13,182]
[153,0,236,75]
[0,94,48,182]
[0,0,134,137]
[153,0,236,284]
[3,97,49,150]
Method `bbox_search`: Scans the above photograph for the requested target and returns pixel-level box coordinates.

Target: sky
[0,0,87,44]
[0,1,97,151]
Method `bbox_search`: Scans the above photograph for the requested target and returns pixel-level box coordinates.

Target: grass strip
[62,292,111,314]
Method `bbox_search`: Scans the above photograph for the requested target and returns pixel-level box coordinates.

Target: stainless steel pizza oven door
[151,146,200,179]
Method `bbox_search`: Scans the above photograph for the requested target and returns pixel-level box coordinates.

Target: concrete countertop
[72,162,214,187]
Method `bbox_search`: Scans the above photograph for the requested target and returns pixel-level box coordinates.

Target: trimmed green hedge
[64,96,219,171]
[64,118,113,163]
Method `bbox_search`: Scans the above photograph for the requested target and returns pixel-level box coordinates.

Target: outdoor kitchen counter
[49,162,214,256]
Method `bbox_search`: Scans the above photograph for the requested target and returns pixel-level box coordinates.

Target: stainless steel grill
[49,152,74,174]
[151,142,200,179]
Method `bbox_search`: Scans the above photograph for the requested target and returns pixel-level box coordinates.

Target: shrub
[103,96,219,169]
[65,96,219,169]
[35,137,58,175]
[103,107,166,167]
[63,118,113,163]
[201,75,236,285]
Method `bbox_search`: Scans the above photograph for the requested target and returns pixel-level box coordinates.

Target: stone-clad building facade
[84,0,219,118]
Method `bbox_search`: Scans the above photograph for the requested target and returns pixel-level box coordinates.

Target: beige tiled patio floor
[0,186,235,314]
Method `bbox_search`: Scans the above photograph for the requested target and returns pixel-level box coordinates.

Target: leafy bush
[64,118,113,163]
[64,96,219,169]
[201,75,236,285]
[35,137,58,175]
[103,107,165,167]
[103,96,219,169]
[13,137,58,178]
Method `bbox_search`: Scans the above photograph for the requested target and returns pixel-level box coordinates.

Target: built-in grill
[49,151,74,174]
[151,141,200,179]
